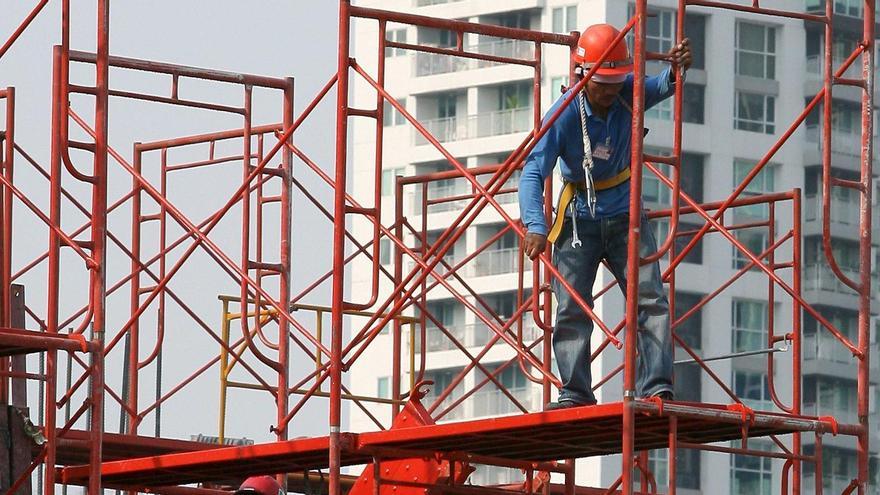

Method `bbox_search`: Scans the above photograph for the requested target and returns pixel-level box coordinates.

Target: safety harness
[546,94,634,246]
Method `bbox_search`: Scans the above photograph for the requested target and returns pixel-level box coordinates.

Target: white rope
[576,91,597,218]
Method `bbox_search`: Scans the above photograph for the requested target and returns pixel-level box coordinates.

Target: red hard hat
[574,24,632,83]
[234,476,284,495]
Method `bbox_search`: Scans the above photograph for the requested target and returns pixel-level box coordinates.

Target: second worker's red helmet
[234,475,285,495]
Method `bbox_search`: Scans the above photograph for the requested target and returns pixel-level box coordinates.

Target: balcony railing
[421,324,468,352]
[473,247,531,276]
[804,193,860,226]
[805,54,868,80]
[413,107,533,145]
[803,264,879,297]
[803,124,878,159]
[423,393,465,420]
[472,387,541,417]
[413,39,534,77]
[469,320,544,348]
[803,331,857,364]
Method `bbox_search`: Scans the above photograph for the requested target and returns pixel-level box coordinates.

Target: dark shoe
[652,391,674,401]
[545,399,596,411]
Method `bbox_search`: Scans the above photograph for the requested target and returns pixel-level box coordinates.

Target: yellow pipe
[218,299,230,444]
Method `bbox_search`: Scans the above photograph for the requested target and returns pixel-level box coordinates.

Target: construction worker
[234,475,286,495]
[519,24,692,409]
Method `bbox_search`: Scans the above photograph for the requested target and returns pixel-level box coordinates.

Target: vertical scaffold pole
[276,75,295,492]
[330,2,352,495]
[622,2,647,494]
[856,1,874,493]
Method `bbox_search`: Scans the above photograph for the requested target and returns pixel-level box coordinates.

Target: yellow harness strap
[546,167,632,243]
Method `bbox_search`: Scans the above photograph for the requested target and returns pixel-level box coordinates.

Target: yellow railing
[216,295,419,443]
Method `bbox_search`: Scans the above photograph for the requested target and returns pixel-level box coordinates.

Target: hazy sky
[1,2,347,444]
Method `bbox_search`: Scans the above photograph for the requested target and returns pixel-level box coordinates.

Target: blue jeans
[551,212,673,404]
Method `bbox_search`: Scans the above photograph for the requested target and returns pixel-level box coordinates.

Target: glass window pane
[738,52,766,77]
[552,8,564,33]
[566,6,578,33]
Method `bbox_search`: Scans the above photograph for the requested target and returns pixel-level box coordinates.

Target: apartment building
[348,0,880,493]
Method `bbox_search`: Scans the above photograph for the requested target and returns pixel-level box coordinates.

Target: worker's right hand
[523,232,548,260]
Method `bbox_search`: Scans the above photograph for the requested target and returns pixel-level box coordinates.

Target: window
[646,98,672,121]
[735,91,775,134]
[674,292,703,349]
[804,376,858,418]
[803,446,861,494]
[377,377,390,399]
[733,370,772,411]
[497,365,528,391]
[732,159,775,218]
[627,5,675,54]
[731,159,776,268]
[498,82,530,111]
[735,22,776,79]
[646,9,675,53]
[674,362,701,402]
[674,222,704,265]
[551,6,578,34]
[808,0,880,17]
[730,442,773,495]
[381,167,403,196]
[732,299,768,353]
[684,14,706,70]
[680,153,705,203]
[643,159,671,206]
[648,448,701,490]
[383,97,407,126]
[438,93,457,119]
[683,83,705,124]
[550,76,568,96]
[385,28,407,57]
[379,238,392,266]
[423,367,461,404]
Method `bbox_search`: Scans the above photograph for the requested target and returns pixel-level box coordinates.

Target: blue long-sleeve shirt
[519,68,677,235]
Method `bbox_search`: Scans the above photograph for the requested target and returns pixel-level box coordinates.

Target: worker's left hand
[668,38,692,71]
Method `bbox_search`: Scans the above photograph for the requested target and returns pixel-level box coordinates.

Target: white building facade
[347,1,880,493]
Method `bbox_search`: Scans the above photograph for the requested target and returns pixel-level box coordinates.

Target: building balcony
[803,192,879,229]
[803,263,879,299]
[472,386,541,417]
[803,125,878,160]
[803,331,857,365]
[422,324,469,352]
[805,54,871,81]
[473,247,531,277]
[419,319,542,353]
[413,107,533,145]
[468,320,543,349]
[413,39,535,77]
[423,393,466,421]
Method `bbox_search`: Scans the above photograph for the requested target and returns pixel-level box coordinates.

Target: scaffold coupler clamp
[818,415,839,436]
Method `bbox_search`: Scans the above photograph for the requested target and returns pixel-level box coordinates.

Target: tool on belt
[546,93,633,247]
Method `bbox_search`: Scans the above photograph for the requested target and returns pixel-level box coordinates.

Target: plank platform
[60,401,840,489]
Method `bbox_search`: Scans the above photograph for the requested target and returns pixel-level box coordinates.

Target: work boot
[544,399,596,411]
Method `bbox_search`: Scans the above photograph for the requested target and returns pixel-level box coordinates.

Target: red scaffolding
[0,0,874,494]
